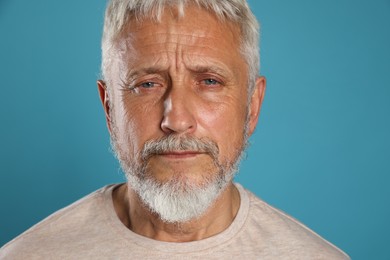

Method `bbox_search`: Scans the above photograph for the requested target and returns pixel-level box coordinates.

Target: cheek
[112,108,138,157]
[114,98,164,155]
[196,99,248,159]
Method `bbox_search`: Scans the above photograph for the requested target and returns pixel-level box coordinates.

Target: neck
[112,182,240,242]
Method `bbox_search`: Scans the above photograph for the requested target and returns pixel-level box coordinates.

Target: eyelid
[197,74,225,85]
[202,78,220,85]
[133,75,165,88]
[138,81,164,89]
[139,82,155,88]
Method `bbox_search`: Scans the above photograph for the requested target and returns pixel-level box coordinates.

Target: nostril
[161,114,196,134]
[160,107,196,134]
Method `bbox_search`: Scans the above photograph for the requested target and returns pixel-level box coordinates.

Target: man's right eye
[140,82,155,88]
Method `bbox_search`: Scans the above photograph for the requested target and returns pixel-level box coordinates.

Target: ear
[247,76,266,137]
[97,80,112,134]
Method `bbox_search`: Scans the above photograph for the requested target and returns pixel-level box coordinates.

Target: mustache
[141,135,219,162]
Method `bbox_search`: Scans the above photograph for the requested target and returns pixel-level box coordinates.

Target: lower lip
[158,152,202,159]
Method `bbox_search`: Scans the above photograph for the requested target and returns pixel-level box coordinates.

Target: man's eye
[203,79,220,86]
[140,82,155,88]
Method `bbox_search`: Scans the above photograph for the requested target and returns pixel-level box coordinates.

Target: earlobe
[247,76,266,137]
[97,80,112,133]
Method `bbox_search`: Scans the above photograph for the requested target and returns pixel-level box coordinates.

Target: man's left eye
[203,79,219,85]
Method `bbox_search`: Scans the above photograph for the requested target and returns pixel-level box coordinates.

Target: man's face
[100,6,264,221]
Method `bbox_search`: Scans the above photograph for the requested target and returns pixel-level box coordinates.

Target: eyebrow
[123,64,232,86]
[187,65,231,78]
[124,66,167,85]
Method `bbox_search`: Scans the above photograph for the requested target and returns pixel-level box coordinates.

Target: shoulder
[0,184,116,259]
[238,186,350,259]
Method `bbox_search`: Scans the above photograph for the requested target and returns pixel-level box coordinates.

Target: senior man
[1,0,349,259]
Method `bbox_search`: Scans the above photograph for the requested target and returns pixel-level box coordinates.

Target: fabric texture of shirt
[0,183,350,259]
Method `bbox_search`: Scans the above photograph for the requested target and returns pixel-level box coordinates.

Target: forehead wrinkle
[131,32,235,52]
[125,16,240,51]
[130,39,238,69]
[134,31,226,42]
[133,42,225,58]
[122,32,229,65]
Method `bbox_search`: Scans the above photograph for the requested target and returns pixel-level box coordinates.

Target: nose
[160,87,196,134]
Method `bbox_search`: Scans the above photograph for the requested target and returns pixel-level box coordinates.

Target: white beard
[113,134,245,223]
[125,170,233,223]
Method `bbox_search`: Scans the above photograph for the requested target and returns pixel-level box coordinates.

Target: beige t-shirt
[0,183,349,259]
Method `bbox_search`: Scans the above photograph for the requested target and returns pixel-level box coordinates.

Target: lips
[157,151,204,159]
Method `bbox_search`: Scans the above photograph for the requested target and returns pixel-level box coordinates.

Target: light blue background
[0,1,389,259]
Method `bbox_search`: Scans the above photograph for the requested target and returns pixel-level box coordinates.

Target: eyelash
[128,81,162,94]
[139,82,157,89]
[127,79,163,92]
[201,78,221,86]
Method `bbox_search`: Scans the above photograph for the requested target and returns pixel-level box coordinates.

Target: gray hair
[101,0,260,95]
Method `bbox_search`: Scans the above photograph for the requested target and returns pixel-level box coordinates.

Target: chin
[125,165,234,223]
